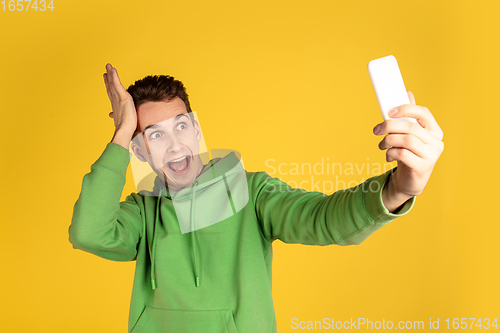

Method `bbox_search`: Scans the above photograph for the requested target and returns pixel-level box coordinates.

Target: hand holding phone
[367,55,418,124]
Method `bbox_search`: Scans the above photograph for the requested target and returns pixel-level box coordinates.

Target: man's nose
[166,134,183,153]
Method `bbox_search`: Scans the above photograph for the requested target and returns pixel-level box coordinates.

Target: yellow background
[1,0,497,331]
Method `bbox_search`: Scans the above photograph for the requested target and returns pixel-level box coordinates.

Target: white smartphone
[367,55,417,124]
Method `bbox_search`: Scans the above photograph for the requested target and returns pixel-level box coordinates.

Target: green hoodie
[69,142,415,333]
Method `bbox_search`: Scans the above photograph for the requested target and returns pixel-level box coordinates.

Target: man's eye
[150,132,162,140]
[178,122,187,130]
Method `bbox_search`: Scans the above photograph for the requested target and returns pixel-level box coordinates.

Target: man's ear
[131,142,148,162]
[194,120,201,142]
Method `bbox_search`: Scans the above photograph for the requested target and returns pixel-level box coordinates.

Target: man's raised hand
[373,90,445,199]
[104,63,137,149]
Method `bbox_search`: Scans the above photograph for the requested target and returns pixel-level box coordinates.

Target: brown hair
[127,75,194,136]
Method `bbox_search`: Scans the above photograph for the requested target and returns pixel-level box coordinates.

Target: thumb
[407,90,416,105]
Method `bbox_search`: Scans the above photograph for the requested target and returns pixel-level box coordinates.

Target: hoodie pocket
[131,306,239,333]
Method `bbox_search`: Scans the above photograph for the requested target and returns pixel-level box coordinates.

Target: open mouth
[166,155,190,174]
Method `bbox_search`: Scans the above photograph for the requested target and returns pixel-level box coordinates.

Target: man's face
[131,97,203,192]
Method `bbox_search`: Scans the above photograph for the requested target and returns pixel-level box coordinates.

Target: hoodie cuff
[93,142,132,178]
[362,167,416,225]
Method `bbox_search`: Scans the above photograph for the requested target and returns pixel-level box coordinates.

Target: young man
[69,63,444,333]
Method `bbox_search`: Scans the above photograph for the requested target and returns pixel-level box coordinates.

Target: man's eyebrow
[144,123,160,132]
[143,114,189,132]
[176,114,189,121]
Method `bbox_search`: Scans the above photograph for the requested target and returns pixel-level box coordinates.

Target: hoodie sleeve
[253,166,416,246]
[68,142,143,261]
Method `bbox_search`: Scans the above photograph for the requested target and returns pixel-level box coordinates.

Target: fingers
[387,104,443,141]
[378,133,427,159]
[103,73,112,100]
[374,119,435,145]
[105,63,118,99]
[386,146,423,170]
[105,63,128,98]
[105,64,117,100]
[105,63,113,86]
[373,117,444,175]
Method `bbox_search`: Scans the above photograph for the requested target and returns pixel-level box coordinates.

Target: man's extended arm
[253,167,416,246]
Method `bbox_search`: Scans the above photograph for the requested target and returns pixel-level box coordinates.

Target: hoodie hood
[148,150,249,290]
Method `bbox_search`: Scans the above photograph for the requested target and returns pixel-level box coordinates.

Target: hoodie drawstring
[151,187,163,290]
[150,183,201,290]
[191,181,200,287]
